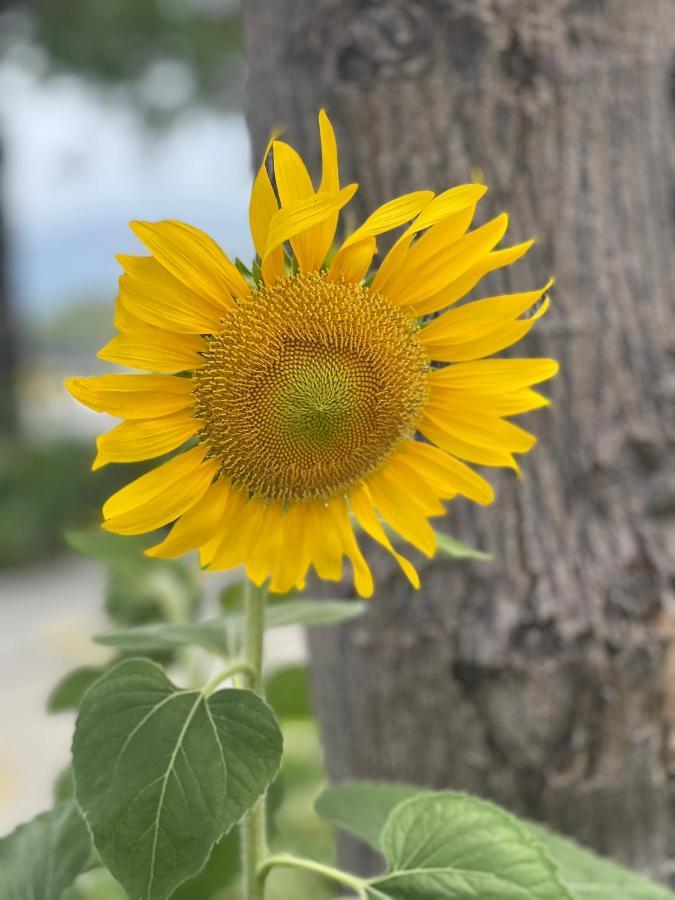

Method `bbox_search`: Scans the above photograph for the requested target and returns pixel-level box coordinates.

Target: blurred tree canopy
[1,0,243,119]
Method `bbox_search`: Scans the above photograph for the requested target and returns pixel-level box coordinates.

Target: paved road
[0,555,305,836]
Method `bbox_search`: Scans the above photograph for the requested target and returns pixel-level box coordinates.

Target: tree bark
[0,133,18,437]
[244,0,675,880]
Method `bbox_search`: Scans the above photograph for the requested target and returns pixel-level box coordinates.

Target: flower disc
[194,272,429,505]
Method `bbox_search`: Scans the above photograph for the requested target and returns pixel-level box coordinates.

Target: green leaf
[434,531,492,561]
[96,601,365,656]
[94,618,235,656]
[265,599,366,629]
[218,580,246,612]
[526,823,675,899]
[170,830,240,899]
[66,529,154,565]
[73,658,282,900]
[370,793,572,900]
[315,781,420,852]
[265,665,312,720]
[47,665,108,712]
[0,802,92,900]
[63,868,128,900]
[54,766,77,803]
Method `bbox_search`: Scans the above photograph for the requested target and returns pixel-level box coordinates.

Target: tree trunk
[0,133,18,437]
[244,0,675,880]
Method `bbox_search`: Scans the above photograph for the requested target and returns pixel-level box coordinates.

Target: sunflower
[67,111,557,598]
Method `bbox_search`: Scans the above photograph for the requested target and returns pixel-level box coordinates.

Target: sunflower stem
[241,578,269,900]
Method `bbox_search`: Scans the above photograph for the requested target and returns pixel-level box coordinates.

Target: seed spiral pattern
[194,272,429,505]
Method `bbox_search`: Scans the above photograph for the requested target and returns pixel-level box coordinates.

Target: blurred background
[1,0,675,896]
[0,7,324,894]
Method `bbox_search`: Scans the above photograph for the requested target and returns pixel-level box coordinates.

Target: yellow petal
[341,191,435,252]
[404,184,486,234]
[117,256,226,334]
[305,110,343,274]
[326,496,373,599]
[429,386,550,417]
[421,280,553,349]
[329,190,433,282]
[271,139,320,270]
[365,468,437,556]
[103,445,217,535]
[421,405,537,455]
[97,331,206,373]
[209,495,267,571]
[428,319,537,363]
[245,502,286,586]
[327,236,377,283]
[349,483,420,589]
[430,358,559,392]
[371,185,484,294]
[318,110,339,193]
[270,503,314,593]
[263,184,358,267]
[249,138,286,284]
[307,502,344,582]
[203,487,248,567]
[65,374,193,419]
[93,413,200,469]
[418,415,519,470]
[382,453,447,512]
[146,479,230,559]
[412,239,535,316]
[387,213,509,309]
[396,441,494,506]
[272,140,315,203]
[131,220,248,306]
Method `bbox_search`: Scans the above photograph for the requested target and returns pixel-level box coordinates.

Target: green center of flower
[193,272,428,506]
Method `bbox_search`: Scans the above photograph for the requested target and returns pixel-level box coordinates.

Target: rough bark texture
[0,134,18,436]
[244,0,675,880]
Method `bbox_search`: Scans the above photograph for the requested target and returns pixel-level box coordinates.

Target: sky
[0,61,252,319]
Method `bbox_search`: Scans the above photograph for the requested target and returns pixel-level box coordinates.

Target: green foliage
[370,793,571,899]
[47,664,109,712]
[64,868,128,900]
[67,529,201,627]
[95,599,365,657]
[95,618,234,656]
[265,599,366,628]
[72,658,282,900]
[0,802,92,900]
[6,524,674,900]
[0,439,138,569]
[526,823,675,900]
[19,0,243,120]
[315,782,419,852]
[316,782,675,900]
[265,665,312,720]
[434,531,492,561]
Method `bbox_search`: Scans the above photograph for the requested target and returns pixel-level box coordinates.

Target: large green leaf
[73,659,282,900]
[527,823,675,899]
[0,802,92,900]
[265,599,366,628]
[315,781,420,852]
[370,793,572,900]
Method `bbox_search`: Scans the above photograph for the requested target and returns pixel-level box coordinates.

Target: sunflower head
[67,110,558,598]
[193,271,429,507]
